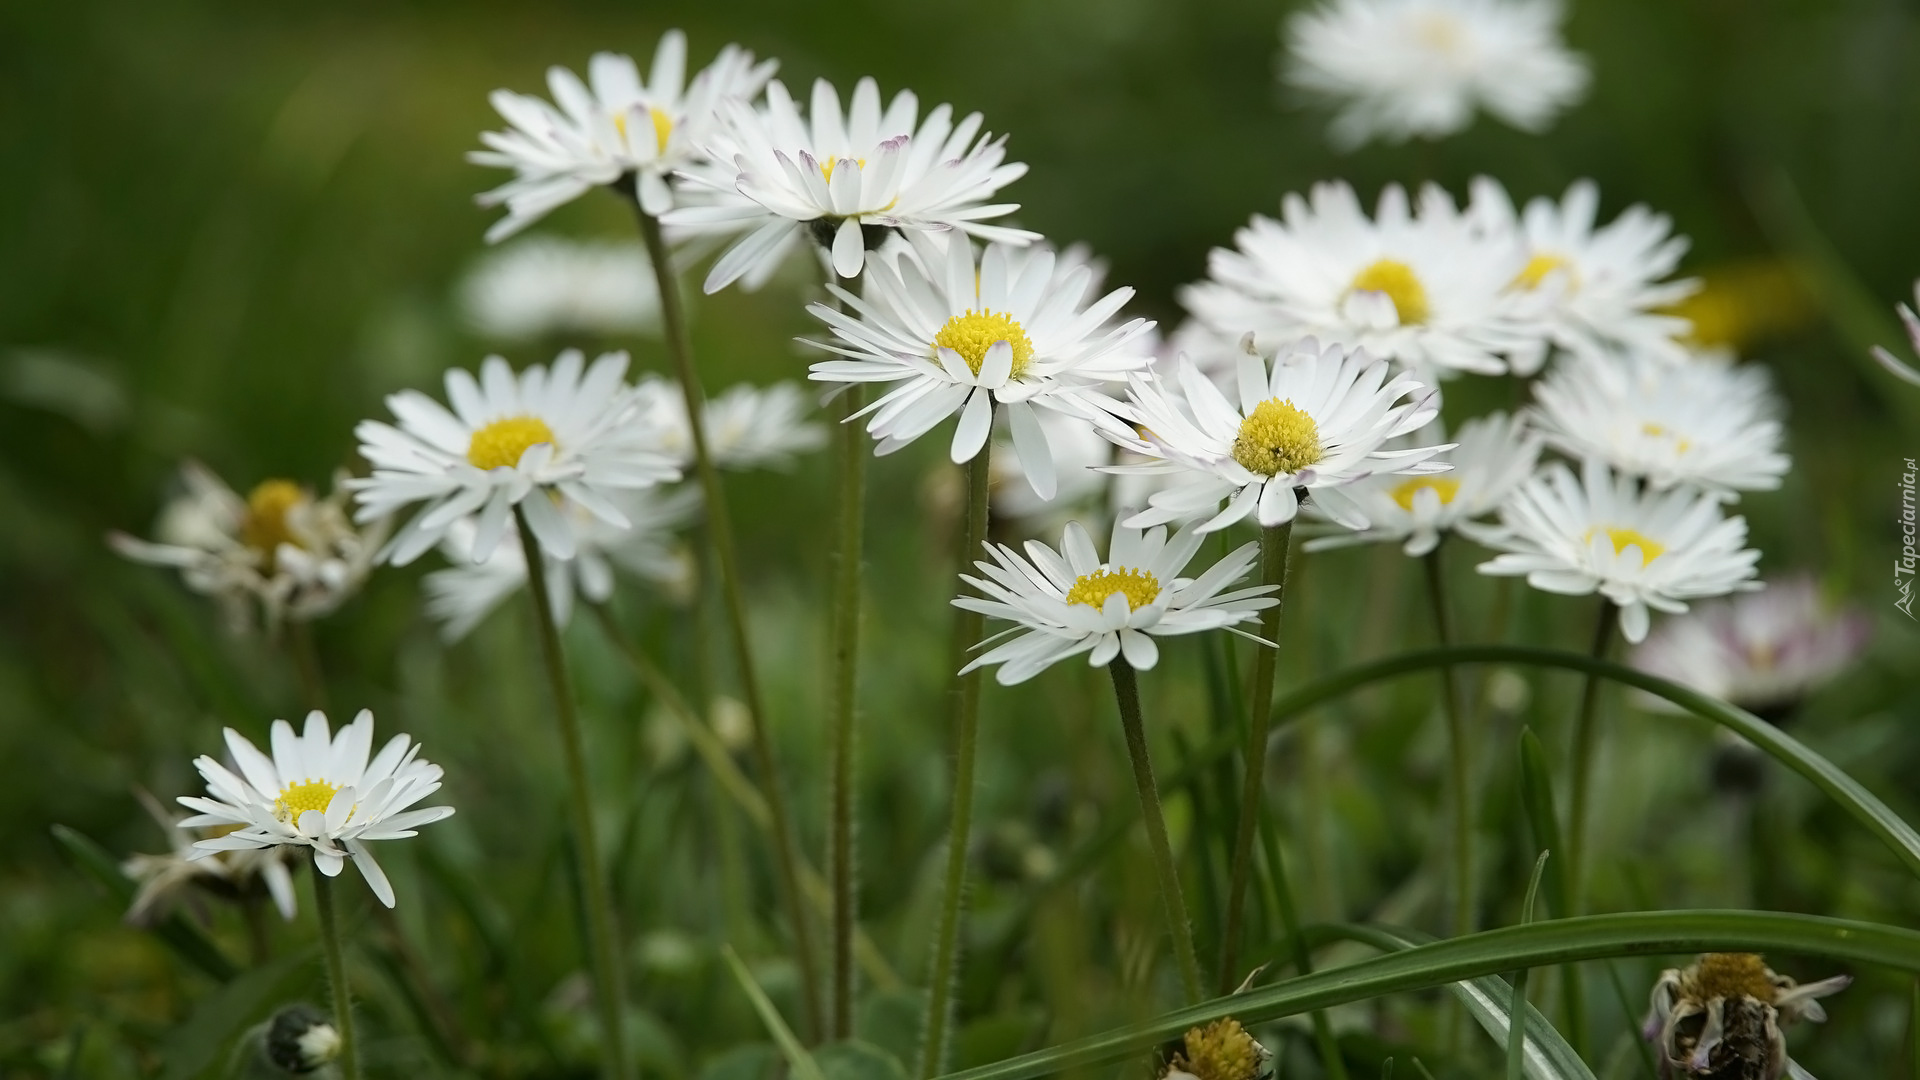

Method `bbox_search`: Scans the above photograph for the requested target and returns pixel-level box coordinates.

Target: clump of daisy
[471,30,777,239]
[1872,277,1920,388]
[1644,954,1849,1080]
[459,235,660,342]
[1284,0,1589,149]
[1529,353,1790,499]
[110,463,381,633]
[350,350,682,566]
[1180,181,1538,376]
[807,235,1153,498]
[1476,458,1761,643]
[177,710,453,908]
[1470,177,1697,373]
[630,376,828,470]
[954,518,1277,683]
[1160,1018,1271,1080]
[667,76,1039,291]
[1111,337,1448,532]
[122,789,300,927]
[1305,411,1540,556]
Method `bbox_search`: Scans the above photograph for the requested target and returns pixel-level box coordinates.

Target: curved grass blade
[1518,727,1586,1056]
[1508,853,1550,1080]
[724,944,827,1080]
[50,824,239,982]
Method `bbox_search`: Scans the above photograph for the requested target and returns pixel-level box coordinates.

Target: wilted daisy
[955,518,1278,683]
[1643,953,1848,1080]
[350,350,682,566]
[1111,338,1447,532]
[666,76,1038,291]
[1871,278,1920,388]
[1476,458,1761,643]
[1284,0,1589,149]
[807,236,1153,499]
[1469,177,1697,373]
[110,463,380,633]
[629,376,828,470]
[178,710,454,908]
[1180,182,1536,376]
[425,487,699,642]
[1305,411,1540,556]
[122,789,299,926]
[471,31,777,239]
[459,235,659,341]
[1631,576,1872,715]
[1529,353,1789,498]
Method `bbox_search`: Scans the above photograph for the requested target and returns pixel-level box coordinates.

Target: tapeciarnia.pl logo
[1900,457,1917,619]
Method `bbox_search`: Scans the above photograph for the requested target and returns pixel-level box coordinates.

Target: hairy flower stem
[828,380,868,1039]
[1422,546,1474,939]
[919,446,992,1078]
[312,857,361,1080]
[1567,599,1618,911]
[518,513,630,1080]
[1218,520,1293,994]
[633,205,822,1041]
[286,619,329,714]
[1110,658,1204,1003]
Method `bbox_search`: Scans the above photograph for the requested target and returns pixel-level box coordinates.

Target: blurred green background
[3,0,1919,1076]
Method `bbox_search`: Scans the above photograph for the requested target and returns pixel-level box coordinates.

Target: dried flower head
[1160,1018,1270,1080]
[1643,953,1850,1080]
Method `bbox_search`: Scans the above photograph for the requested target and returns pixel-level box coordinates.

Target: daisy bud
[266,1005,341,1074]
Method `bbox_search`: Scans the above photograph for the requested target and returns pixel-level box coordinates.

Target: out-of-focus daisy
[459,235,659,341]
[1110,337,1447,532]
[1476,459,1761,643]
[807,236,1152,499]
[471,31,777,240]
[1284,0,1589,149]
[1305,411,1539,556]
[630,376,828,470]
[1470,177,1696,373]
[991,405,1115,524]
[110,464,380,633]
[122,789,299,927]
[954,518,1277,683]
[666,77,1038,291]
[178,710,454,908]
[1630,576,1872,715]
[424,487,700,642]
[1872,278,1920,388]
[350,350,681,566]
[1181,182,1536,376]
[1529,353,1789,498]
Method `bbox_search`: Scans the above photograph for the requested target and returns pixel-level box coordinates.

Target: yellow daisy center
[1170,1018,1265,1080]
[1640,421,1693,454]
[932,310,1036,379]
[1231,398,1323,477]
[467,415,557,471]
[613,106,674,153]
[1065,567,1161,612]
[1685,953,1778,1003]
[1349,258,1431,325]
[274,779,341,824]
[1389,476,1461,511]
[240,479,306,559]
[820,156,867,183]
[1513,252,1577,291]
[1412,13,1465,54]
[1592,526,1666,563]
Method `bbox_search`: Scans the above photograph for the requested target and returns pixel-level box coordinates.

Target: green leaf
[723,945,826,1080]
[1507,852,1550,1080]
[50,824,240,982]
[816,1040,910,1080]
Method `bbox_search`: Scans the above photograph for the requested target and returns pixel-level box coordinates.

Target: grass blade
[50,824,239,982]
[1507,852,1550,1080]
[724,945,827,1080]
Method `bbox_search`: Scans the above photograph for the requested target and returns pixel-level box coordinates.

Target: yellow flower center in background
[1640,421,1693,454]
[1513,252,1577,291]
[1389,476,1461,511]
[1349,258,1431,325]
[1412,13,1465,55]
[1168,1018,1265,1080]
[1593,526,1665,563]
[1065,568,1161,612]
[240,479,306,559]
[819,156,867,183]
[613,106,674,153]
[467,415,557,471]
[932,310,1036,379]
[274,779,341,824]
[1231,398,1323,477]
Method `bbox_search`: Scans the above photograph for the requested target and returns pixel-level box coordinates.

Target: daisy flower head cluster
[954,518,1278,683]
[807,234,1153,498]
[459,235,660,342]
[1284,0,1589,149]
[473,30,777,239]
[178,710,453,908]
[110,463,382,633]
[1631,576,1872,715]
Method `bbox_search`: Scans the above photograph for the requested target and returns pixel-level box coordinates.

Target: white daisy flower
[424,487,700,643]
[1180,181,1538,376]
[459,235,659,341]
[665,76,1039,292]
[122,789,299,926]
[349,350,682,567]
[110,464,381,633]
[177,710,454,909]
[471,31,777,240]
[1469,177,1697,373]
[1476,458,1762,643]
[630,376,828,470]
[1109,337,1448,532]
[1304,410,1541,556]
[807,235,1153,499]
[1529,353,1789,498]
[991,404,1116,524]
[1630,576,1872,714]
[954,518,1278,684]
[1871,278,1920,388]
[1284,0,1589,149]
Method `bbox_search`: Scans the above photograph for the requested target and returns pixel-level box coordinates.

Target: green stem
[919,447,992,1078]
[1566,601,1617,913]
[312,857,361,1080]
[1421,546,1473,939]
[1257,819,1348,1080]
[286,619,328,714]
[518,513,630,1080]
[1218,520,1293,993]
[1110,659,1204,1004]
[829,381,867,1039]
[634,205,822,1041]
